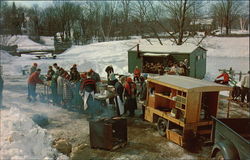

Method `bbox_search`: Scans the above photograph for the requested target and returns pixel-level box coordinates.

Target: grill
[89,117,127,150]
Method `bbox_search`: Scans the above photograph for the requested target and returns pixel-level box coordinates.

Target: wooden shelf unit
[144,76,232,147]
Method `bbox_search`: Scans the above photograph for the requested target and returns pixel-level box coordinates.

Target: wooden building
[144,75,232,146]
[128,44,207,79]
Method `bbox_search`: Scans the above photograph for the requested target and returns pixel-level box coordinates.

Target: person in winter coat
[0,73,3,108]
[89,69,101,82]
[107,73,118,105]
[124,77,137,117]
[241,71,250,103]
[27,69,43,102]
[50,67,59,105]
[133,66,141,82]
[46,66,55,81]
[57,69,65,106]
[215,70,229,85]
[62,72,73,108]
[29,63,38,75]
[108,73,118,86]
[138,76,147,101]
[114,76,125,116]
[70,67,81,82]
[105,65,114,83]
[82,72,96,118]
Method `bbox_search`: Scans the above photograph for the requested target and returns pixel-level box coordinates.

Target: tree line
[0,0,249,46]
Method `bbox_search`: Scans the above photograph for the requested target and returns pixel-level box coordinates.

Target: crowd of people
[26,64,148,119]
[215,70,250,105]
[142,59,189,76]
[25,62,250,120]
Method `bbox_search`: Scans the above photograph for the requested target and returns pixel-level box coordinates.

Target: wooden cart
[144,75,232,146]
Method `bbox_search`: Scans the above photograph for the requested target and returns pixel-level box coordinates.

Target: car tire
[157,117,168,137]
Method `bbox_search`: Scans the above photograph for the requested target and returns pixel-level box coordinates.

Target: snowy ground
[0,35,249,159]
[0,35,54,53]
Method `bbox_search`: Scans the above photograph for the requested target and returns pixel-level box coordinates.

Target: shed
[128,43,207,79]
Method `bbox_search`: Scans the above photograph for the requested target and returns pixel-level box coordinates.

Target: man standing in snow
[133,66,141,82]
[241,71,250,104]
[0,66,4,108]
[124,77,137,117]
[105,65,114,83]
[81,72,97,118]
[51,63,60,105]
[114,76,125,116]
[57,69,65,106]
[46,66,55,81]
[27,69,44,102]
[29,63,38,75]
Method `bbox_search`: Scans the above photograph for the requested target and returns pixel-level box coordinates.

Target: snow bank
[0,107,68,160]
[1,35,54,52]
[40,36,54,46]
[1,36,248,78]
[0,50,17,64]
[202,37,249,57]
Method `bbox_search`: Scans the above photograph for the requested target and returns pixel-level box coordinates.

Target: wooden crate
[166,130,183,146]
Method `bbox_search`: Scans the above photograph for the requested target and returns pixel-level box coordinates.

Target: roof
[142,53,170,57]
[148,75,232,92]
[129,43,206,54]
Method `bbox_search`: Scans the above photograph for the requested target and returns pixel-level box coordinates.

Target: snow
[1,35,54,53]
[0,107,68,160]
[0,34,249,159]
[130,43,201,54]
[0,50,18,64]
[40,36,54,46]
[202,36,249,57]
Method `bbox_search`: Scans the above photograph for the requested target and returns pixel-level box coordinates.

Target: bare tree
[238,1,249,31]
[120,0,131,38]
[162,0,196,45]
[211,0,242,35]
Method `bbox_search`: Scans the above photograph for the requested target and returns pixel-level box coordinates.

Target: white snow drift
[0,107,68,160]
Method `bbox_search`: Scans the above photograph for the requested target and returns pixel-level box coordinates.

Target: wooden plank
[186,92,201,123]
[197,129,211,135]
[144,107,153,122]
[155,93,174,101]
[148,95,156,108]
[148,79,188,92]
[166,130,183,146]
[147,107,185,127]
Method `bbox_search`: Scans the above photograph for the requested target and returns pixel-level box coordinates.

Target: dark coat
[115,81,124,102]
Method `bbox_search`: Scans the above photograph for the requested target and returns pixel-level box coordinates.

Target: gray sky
[9,1,53,8]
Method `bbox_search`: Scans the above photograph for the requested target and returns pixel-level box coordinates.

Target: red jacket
[134,68,141,77]
[28,72,43,85]
[124,82,136,96]
[217,73,229,82]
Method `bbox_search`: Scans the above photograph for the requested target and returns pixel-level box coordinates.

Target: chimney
[137,44,140,58]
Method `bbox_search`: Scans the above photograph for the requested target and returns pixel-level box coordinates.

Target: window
[197,56,201,60]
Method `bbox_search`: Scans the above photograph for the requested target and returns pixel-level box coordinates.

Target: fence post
[239,71,242,81]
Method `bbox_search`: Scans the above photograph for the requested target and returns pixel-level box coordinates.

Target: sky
[8,1,54,8]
